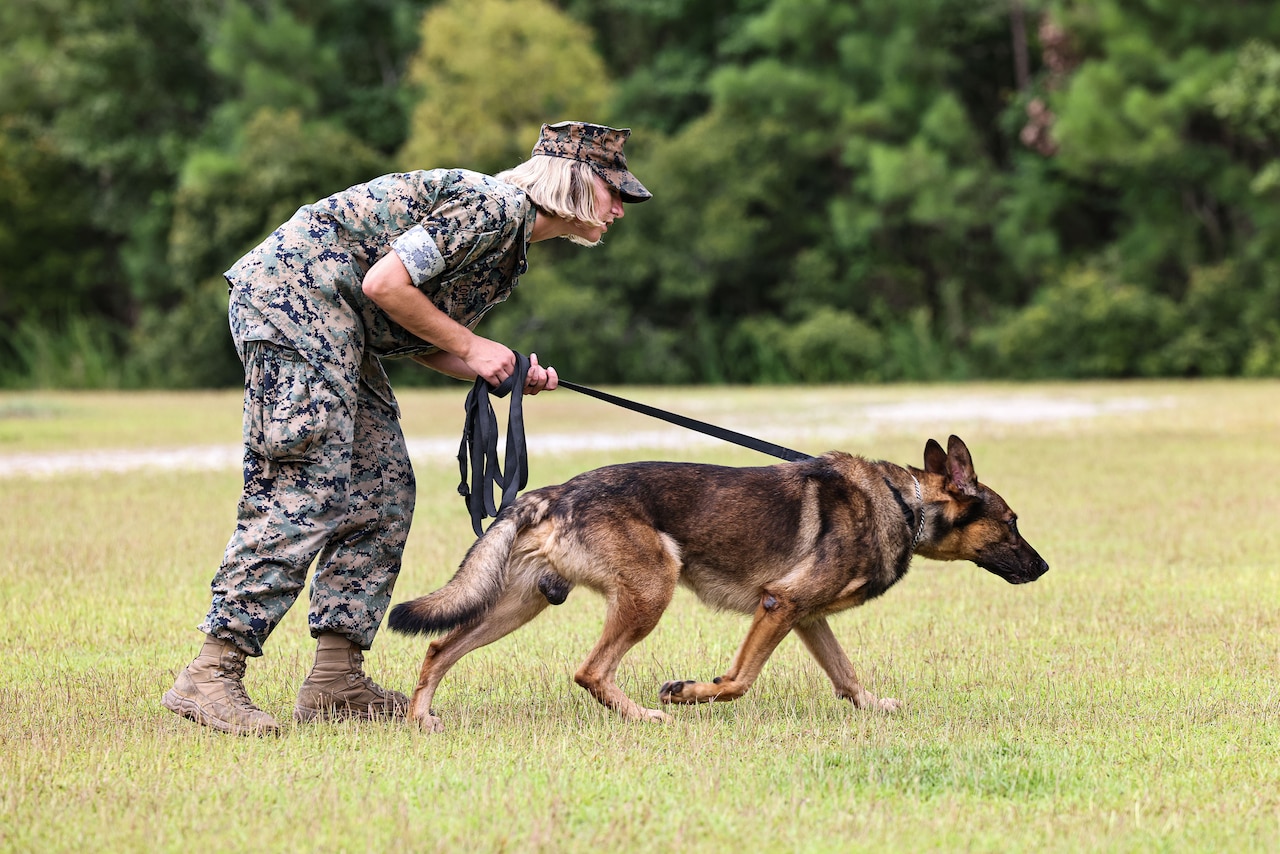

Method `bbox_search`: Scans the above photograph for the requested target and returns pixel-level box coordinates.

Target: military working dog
[388,435,1048,730]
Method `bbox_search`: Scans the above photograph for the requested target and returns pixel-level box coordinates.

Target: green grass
[1,381,1277,852]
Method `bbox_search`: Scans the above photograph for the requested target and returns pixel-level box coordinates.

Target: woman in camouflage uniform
[163,122,651,735]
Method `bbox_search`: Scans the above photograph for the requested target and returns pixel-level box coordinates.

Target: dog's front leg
[794,617,900,712]
[659,590,798,705]
[573,582,675,723]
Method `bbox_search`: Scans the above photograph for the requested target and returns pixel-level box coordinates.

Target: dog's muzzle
[1003,557,1050,584]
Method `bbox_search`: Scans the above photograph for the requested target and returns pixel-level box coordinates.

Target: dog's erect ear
[923,438,947,475]
[945,435,979,496]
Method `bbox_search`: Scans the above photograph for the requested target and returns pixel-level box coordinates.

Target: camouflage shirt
[224,168,537,412]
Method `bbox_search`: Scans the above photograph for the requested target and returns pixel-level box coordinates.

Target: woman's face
[566,172,624,244]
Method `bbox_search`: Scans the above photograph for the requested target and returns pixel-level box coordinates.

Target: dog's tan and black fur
[388,435,1048,730]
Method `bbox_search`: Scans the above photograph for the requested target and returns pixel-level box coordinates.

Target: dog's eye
[1007,518,1019,535]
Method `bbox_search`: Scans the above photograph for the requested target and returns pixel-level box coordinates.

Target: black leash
[457,352,530,536]
[458,352,813,535]
[555,380,813,463]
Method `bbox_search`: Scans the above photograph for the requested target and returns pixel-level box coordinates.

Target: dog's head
[917,435,1049,584]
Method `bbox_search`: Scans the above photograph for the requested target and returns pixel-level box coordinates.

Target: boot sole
[162,690,281,736]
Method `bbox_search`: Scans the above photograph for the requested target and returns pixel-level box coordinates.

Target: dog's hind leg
[407,586,550,732]
[659,589,799,706]
[794,617,900,712]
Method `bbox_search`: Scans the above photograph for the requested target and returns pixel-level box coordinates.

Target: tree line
[3,0,1279,388]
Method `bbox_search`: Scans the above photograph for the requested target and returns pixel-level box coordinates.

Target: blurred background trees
[2,0,1278,387]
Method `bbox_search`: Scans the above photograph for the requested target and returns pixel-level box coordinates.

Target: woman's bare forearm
[410,351,474,380]
[362,251,515,385]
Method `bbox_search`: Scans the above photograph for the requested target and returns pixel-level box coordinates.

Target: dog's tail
[387,498,543,637]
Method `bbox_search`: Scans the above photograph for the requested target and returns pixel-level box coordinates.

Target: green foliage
[5,0,1280,387]
[0,0,221,324]
[1159,261,1280,377]
[200,0,422,155]
[562,0,765,134]
[0,316,125,389]
[206,0,338,122]
[979,257,1280,380]
[974,262,1181,379]
[1041,4,1280,287]
[722,316,795,384]
[126,279,243,389]
[474,267,631,381]
[1208,37,1280,242]
[481,265,704,385]
[170,108,386,286]
[1229,264,1280,378]
[880,305,971,382]
[0,118,118,332]
[0,0,423,389]
[1209,41,1280,146]
[713,0,1019,324]
[777,307,886,383]
[150,103,385,389]
[399,0,613,173]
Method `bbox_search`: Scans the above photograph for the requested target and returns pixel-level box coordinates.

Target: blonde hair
[496,156,606,246]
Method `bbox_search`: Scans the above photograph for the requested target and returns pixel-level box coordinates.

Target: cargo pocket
[243,342,337,463]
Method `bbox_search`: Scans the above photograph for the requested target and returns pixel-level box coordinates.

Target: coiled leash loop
[457,351,530,536]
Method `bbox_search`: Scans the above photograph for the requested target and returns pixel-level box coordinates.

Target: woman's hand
[459,335,518,388]
[523,352,559,395]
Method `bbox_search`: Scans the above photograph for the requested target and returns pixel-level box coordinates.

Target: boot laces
[217,651,265,711]
[348,651,395,700]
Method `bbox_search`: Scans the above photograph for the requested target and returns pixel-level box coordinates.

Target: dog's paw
[846,689,903,713]
[658,680,695,704]
[638,707,673,723]
[410,712,445,733]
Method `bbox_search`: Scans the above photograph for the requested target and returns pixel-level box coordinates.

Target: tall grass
[0,317,126,390]
[1,381,1277,852]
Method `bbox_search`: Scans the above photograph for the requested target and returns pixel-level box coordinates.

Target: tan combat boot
[161,636,281,736]
[294,633,408,722]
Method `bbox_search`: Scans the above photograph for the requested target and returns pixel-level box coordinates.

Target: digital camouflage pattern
[531,121,652,203]
[201,169,535,655]
[224,168,535,415]
[200,292,416,654]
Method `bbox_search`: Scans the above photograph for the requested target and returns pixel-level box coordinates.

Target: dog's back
[533,454,916,613]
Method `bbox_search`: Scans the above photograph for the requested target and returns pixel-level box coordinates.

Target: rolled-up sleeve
[391,225,446,286]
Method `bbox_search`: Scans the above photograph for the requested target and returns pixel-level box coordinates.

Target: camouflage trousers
[199,289,416,657]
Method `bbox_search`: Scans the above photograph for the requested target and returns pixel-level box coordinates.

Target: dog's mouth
[981,556,1050,585]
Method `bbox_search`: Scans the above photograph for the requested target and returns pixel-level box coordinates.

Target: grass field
[1,381,1277,852]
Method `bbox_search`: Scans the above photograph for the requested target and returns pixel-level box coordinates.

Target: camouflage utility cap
[532,121,652,204]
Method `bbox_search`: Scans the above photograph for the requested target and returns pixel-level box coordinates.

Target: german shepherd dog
[388,435,1047,730]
